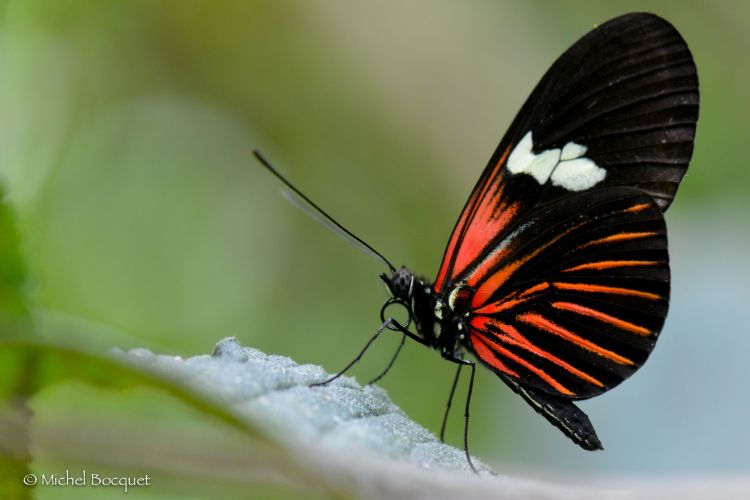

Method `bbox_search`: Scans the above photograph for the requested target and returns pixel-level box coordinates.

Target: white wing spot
[551,157,606,191]
[507,132,561,184]
[507,131,605,191]
[560,141,587,161]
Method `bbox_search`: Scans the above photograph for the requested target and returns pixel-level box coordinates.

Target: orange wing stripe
[519,282,550,297]
[517,312,634,365]
[471,222,583,307]
[473,281,550,316]
[473,297,528,315]
[625,203,650,213]
[553,282,661,300]
[472,331,573,396]
[472,316,604,389]
[552,301,651,335]
[470,257,525,307]
[564,260,658,272]
[578,231,657,249]
[470,333,519,378]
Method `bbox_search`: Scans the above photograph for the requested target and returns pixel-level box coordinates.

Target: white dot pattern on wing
[507,131,606,191]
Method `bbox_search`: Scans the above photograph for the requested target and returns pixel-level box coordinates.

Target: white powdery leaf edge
[111,337,698,500]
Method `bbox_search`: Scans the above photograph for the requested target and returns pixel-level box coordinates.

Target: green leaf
[0,186,31,338]
[0,338,294,499]
[0,184,34,498]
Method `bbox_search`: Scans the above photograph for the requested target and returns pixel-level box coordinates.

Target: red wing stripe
[472,317,604,389]
[563,260,658,272]
[472,331,574,396]
[470,333,519,378]
[434,145,512,292]
[434,192,479,293]
[517,312,635,365]
[553,281,661,300]
[454,195,520,284]
[578,231,657,249]
[552,301,651,335]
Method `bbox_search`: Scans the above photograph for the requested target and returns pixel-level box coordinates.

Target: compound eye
[389,268,413,300]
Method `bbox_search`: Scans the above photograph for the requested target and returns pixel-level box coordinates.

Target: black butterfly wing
[465,187,667,449]
[503,377,603,450]
[434,13,697,295]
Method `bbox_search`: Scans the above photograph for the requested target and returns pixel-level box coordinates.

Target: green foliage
[0,338,297,498]
[0,186,32,498]
[0,188,30,338]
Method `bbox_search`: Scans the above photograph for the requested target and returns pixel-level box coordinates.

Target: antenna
[252,150,397,274]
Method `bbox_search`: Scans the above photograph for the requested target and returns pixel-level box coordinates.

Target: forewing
[466,187,668,399]
[434,13,697,293]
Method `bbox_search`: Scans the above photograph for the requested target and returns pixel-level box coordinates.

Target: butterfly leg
[366,333,406,385]
[443,355,478,474]
[439,363,463,442]
[310,318,393,387]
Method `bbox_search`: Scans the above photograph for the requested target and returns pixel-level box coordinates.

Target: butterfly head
[380,267,415,302]
[379,267,422,335]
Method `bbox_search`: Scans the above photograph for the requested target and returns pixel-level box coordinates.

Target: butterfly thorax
[382,268,468,359]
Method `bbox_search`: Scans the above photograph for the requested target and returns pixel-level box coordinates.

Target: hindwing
[464,187,667,399]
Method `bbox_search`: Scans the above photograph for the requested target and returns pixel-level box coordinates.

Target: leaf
[1,323,668,499]
[0,185,34,499]
[0,337,296,498]
[19,336,630,499]
[116,336,488,472]
[0,186,31,338]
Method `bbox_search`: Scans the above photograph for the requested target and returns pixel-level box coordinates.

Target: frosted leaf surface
[111,337,660,499]
[114,336,490,473]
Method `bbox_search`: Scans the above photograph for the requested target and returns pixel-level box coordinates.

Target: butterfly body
[380,268,466,360]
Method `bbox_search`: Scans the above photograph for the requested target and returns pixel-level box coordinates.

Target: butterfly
[255,12,698,472]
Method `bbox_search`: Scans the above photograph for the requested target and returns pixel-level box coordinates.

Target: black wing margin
[504,377,603,450]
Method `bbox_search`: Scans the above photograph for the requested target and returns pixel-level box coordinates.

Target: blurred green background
[1,0,749,494]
